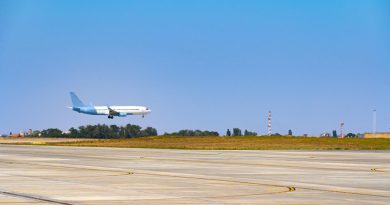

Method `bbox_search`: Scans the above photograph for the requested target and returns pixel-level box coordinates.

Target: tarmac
[0,145,388,204]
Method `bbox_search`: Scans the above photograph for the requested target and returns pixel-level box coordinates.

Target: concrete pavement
[0,145,389,204]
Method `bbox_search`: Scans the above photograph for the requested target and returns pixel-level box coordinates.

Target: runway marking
[11,152,373,173]
[34,161,390,198]
[62,172,134,178]
[0,154,389,199]
[370,168,389,173]
[0,191,74,205]
[0,203,42,204]
[0,147,380,172]
[0,159,294,199]
[139,156,377,173]
[133,170,296,198]
[197,186,296,199]
[4,159,389,198]
[288,187,296,192]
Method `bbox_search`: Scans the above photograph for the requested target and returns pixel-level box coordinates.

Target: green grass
[38,136,390,150]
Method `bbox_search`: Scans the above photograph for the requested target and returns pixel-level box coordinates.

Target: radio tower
[267,111,272,136]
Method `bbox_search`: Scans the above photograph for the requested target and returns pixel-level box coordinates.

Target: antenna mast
[340,121,344,138]
[373,110,377,137]
[267,111,272,136]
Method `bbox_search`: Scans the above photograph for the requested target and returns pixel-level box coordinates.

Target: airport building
[364,132,390,138]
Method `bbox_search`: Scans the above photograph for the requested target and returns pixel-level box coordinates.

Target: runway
[0,145,388,204]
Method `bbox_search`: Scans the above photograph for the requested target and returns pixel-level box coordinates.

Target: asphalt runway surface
[0,145,388,204]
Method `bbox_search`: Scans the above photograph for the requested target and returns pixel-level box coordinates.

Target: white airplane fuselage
[73,106,151,116]
[69,92,151,119]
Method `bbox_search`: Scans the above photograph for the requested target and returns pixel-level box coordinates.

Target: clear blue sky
[1,0,389,135]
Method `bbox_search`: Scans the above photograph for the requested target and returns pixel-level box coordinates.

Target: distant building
[356,133,364,138]
[364,133,390,138]
[320,133,331,138]
[8,133,21,137]
[7,130,31,138]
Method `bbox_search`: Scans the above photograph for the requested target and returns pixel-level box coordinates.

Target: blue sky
[1,0,389,135]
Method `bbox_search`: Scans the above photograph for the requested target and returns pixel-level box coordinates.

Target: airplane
[68,92,151,119]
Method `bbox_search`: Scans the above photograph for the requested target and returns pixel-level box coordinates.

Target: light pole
[373,110,377,137]
[267,111,272,136]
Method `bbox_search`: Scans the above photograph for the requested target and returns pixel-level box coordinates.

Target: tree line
[164,129,219,136]
[29,125,220,138]
[21,125,290,138]
[19,125,363,138]
[226,128,258,136]
[37,124,158,139]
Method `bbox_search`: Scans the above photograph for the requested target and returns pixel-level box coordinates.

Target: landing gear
[108,115,114,119]
[142,115,144,118]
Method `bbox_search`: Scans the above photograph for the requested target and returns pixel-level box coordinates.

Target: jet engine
[118,113,127,117]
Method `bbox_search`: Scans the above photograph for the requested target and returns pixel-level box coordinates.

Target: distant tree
[226,129,231,136]
[232,128,242,136]
[125,124,142,138]
[32,130,41,137]
[78,126,87,138]
[177,130,194,136]
[244,130,257,136]
[167,129,219,136]
[90,124,108,138]
[288,130,293,136]
[201,130,219,136]
[345,133,356,138]
[332,130,338,138]
[85,125,99,138]
[40,128,63,138]
[68,127,78,138]
[141,127,158,137]
[119,127,126,138]
[109,125,120,138]
[194,130,203,136]
[271,133,282,136]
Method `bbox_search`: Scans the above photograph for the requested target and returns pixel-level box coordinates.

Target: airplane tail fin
[70,92,86,107]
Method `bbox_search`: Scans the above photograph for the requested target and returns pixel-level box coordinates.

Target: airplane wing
[107,106,119,116]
